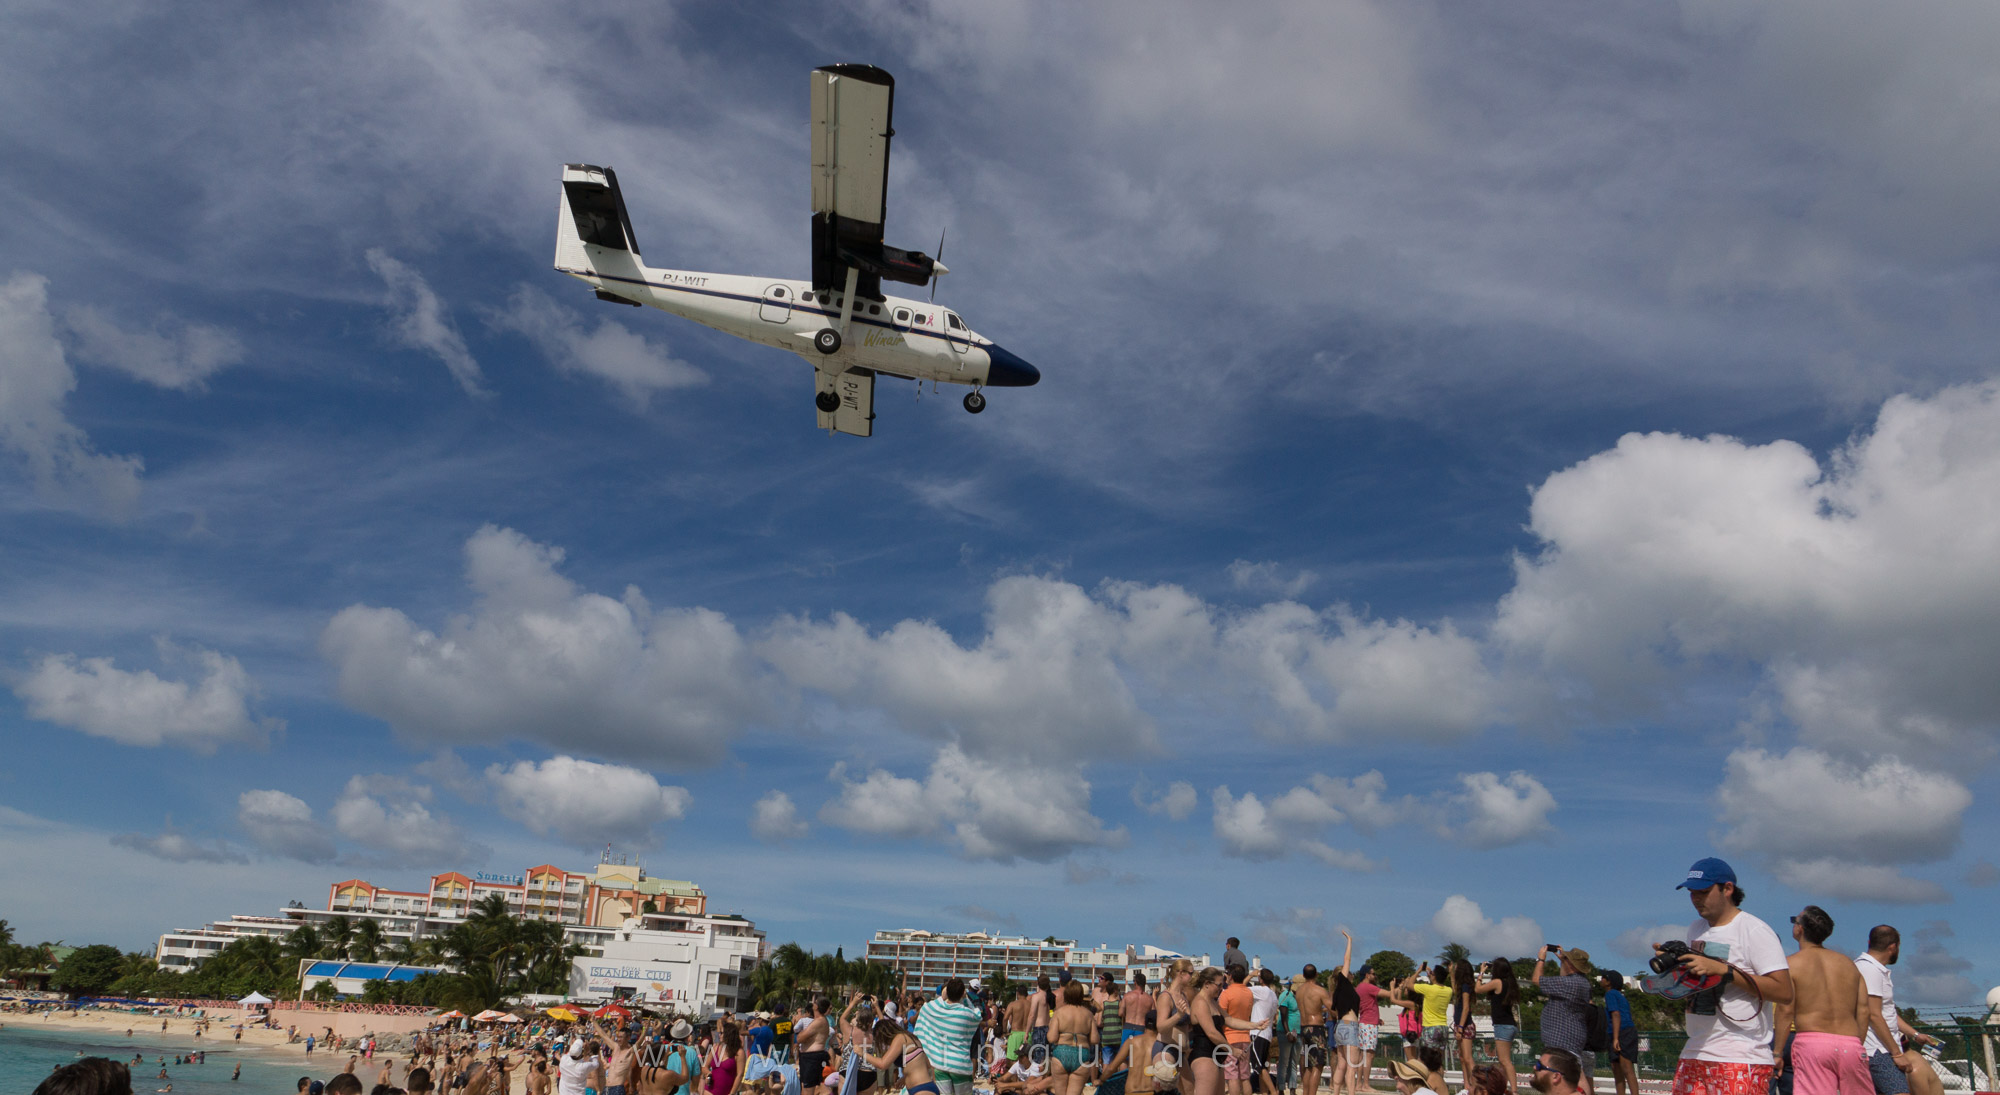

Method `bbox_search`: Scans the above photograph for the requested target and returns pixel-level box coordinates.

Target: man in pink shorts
[1777,906,1873,1095]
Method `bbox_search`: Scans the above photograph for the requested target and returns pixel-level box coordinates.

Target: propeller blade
[930,227,947,302]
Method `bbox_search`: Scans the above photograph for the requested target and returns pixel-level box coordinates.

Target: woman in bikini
[1051,982,1099,1095]
[857,1017,937,1095]
[1154,958,1195,1095]
[1187,969,1231,1095]
[1450,960,1479,1090]
[1099,1006,1161,1095]
[1328,933,1365,1095]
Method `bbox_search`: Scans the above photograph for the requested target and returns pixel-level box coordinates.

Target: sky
[1,0,1996,1004]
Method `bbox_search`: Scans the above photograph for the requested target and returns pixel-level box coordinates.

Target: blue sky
[2,1,1996,1003]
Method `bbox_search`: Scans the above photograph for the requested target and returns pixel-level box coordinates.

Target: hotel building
[863,929,1214,987]
[156,855,762,1011]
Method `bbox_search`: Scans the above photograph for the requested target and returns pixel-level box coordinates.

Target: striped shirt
[912,998,980,1076]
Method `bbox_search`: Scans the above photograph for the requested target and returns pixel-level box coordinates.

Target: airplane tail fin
[556,164,643,277]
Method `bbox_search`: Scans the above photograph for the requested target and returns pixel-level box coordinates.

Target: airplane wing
[810,64,940,300]
[815,367,875,437]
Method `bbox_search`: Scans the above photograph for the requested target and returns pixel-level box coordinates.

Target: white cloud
[1243,906,1350,956]
[1611,923,1690,960]
[1208,780,1386,871]
[1497,382,2000,767]
[819,746,1121,863]
[328,774,486,866]
[0,273,143,515]
[1430,894,1543,959]
[1218,605,1496,741]
[364,249,486,396]
[1133,779,1197,821]
[110,828,247,864]
[236,789,335,863]
[1718,747,1970,894]
[62,304,243,390]
[487,285,703,409]
[320,524,767,765]
[749,790,807,843]
[486,755,689,847]
[13,641,278,750]
[1227,560,1317,599]
[1767,859,1952,905]
[1441,771,1557,848]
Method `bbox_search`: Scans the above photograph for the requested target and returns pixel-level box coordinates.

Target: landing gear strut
[816,390,841,413]
[814,328,842,355]
[963,391,987,414]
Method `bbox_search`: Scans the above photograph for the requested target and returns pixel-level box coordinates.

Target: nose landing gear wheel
[963,391,987,414]
[814,328,842,355]
[816,390,841,413]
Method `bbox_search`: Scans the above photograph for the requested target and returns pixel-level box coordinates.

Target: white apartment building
[864,929,1213,988]
[568,910,766,1013]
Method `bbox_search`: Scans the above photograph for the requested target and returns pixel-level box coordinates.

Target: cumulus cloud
[487,755,690,847]
[1611,923,1691,960]
[1498,382,2000,767]
[1718,747,1968,899]
[365,249,486,396]
[1430,894,1543,959]
[820,746,1121,862]
[110,827,247,864]
[330,774,487,866]
[0,273,142,515]
[1441,771,1556,848]
[749,790,808,842]
[1133,779,1197,821]
[237,789,336,863]
[1209,778,1386,871]
[1243,907,1350,956]
[487,285,703,409]
[62,304,243,390]
[321,524,767,765]
[14,641,278,750]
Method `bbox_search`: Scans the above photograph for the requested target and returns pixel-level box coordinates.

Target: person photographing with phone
[1662,858,1794,1095]
[1532,945,1595,1095]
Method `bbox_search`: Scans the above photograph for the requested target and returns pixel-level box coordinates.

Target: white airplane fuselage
[555,245,1039,390]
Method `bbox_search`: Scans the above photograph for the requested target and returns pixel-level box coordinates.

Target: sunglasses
[1533,1061,1555,1073]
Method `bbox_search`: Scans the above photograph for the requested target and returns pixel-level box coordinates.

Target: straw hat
[1389,1060,1430,1082]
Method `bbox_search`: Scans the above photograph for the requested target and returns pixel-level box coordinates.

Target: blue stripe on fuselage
[568,268,980,350]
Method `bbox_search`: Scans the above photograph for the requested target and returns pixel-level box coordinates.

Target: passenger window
[773,288,786,299]
[869,304,881,314]
[802,292,813,302]
[895,309,910,323]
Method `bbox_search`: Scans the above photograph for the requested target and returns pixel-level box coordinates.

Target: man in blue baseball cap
[1663,857,1795,1095]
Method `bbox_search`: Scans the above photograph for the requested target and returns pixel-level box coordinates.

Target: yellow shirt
[1410,983,1454,1028]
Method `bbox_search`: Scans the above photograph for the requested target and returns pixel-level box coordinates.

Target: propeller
[929,227,948,302]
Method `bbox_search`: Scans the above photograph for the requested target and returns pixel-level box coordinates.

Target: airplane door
[759,284,793,323]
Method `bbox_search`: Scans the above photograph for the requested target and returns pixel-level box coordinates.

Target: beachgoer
[1856,926,1942,1095]
[1474,961,1521,1095]
[1531,1050,1582,1095]
[1534,946,1596,1095]
[1665,858,1794,1095]
[1774,907,1870,1095]
[1224,940,1249,974]
[912,977,980,1095]
[1295,963,1330,1095]
[1051,982,1099,1095]
[1602,971,1638,1095]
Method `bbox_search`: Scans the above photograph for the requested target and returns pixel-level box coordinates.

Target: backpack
[1583,1004,1609,1053]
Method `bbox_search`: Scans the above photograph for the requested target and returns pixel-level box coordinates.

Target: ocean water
[0,1023,325,1094]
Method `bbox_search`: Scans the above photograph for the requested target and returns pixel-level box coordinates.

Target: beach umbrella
[494,1013,524,1023]
[545,1006,579,1021]
[238,992,274,1005]
[472,1009,511,1023]
[437,1010,467,1020]
[592,1004,632,1021]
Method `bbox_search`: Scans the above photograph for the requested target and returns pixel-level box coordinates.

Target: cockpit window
[946,313,964,330]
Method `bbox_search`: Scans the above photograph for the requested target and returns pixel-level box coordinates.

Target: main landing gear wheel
[816,390,841,413]
[814,328,842,355]
[963,391,987,414]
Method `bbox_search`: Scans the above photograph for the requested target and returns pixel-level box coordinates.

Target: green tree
[322,916,355,961]
[1437,943,1471,969]
[50,944,126,997]
[350,919,385,963]
[283,925,323,965]
[1361,950,1415,984]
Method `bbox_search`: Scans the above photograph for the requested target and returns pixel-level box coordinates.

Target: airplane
[552,63,1039,437]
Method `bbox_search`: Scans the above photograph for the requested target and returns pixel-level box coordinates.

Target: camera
[1650,940,1692,974]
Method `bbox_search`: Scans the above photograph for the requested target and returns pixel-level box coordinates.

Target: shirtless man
[1293,966,1330,1095]
[1775,906,1872,1095]
[1030,977,1054,1051]
[633,1024,700,1095]
[1005,991,1034,1064]
[600,1022,638,1095]
[797,1000,831,1091]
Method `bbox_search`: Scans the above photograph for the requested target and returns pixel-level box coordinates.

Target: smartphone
[1546,944,1562,952]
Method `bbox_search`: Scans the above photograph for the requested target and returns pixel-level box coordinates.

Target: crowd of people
[28,857,1958,1095]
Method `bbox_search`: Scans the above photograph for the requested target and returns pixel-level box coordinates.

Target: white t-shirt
[1249,985,1279,1039]
[1856,953,1897,1056]
[558,1047,591,1095]
[1680,911,1788,1065]
[1010,1060,1047,1081]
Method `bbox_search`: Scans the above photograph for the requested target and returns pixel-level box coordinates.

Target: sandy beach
[9,1007,431,1059]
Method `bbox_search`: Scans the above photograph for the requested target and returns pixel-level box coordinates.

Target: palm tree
[350,919,385,963]
[322,916,355,961]
[283,925,323,965]
[1438,942,1471,969]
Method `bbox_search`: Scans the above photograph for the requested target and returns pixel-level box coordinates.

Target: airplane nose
[985,343,1040,387]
